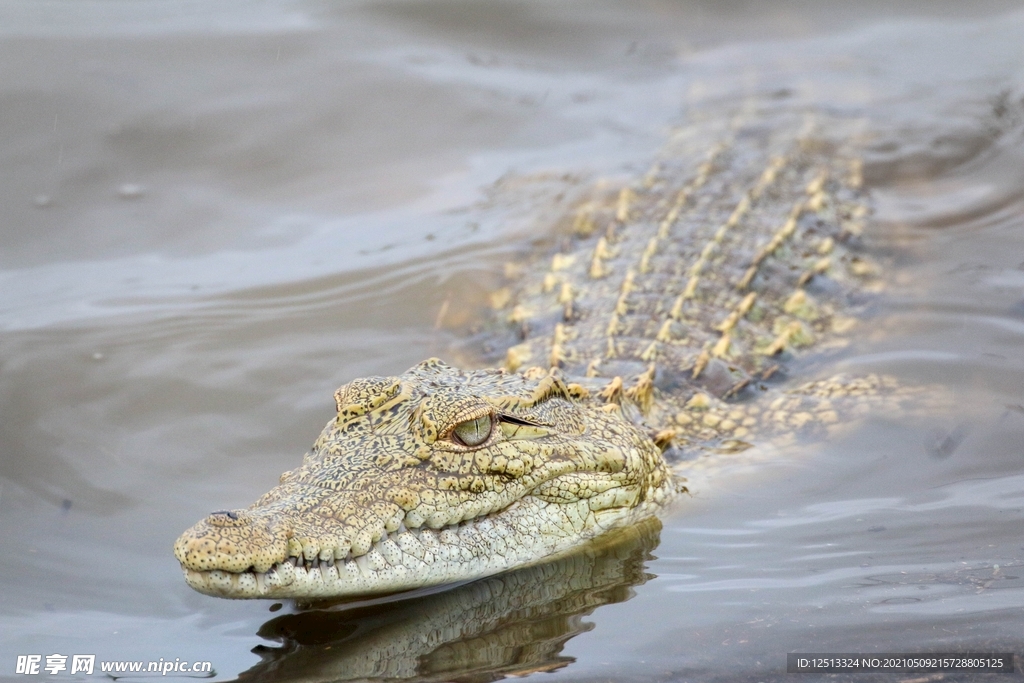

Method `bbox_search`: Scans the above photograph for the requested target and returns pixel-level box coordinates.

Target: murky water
[3,2,1024,681]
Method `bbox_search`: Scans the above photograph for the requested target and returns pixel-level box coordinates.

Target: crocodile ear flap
[548,367,584,400]
[525,368,572,404]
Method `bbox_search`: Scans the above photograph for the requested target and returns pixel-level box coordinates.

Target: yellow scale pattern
[499,105,887,446]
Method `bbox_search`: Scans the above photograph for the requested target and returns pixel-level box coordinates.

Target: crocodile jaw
[179,489,671,600]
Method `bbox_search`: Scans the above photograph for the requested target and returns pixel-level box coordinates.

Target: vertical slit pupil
[454,415,492,446]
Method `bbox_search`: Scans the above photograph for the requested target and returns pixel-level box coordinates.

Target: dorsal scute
[482,367,573,412]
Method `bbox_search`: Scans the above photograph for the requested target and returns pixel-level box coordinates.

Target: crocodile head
[174,358,673,599]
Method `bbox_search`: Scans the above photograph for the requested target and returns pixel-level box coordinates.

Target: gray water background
[3,1,1024,680]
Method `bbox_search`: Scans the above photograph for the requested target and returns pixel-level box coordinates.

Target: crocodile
[175,101,906,600]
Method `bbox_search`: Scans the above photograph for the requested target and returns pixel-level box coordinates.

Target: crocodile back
[497,103,877,434]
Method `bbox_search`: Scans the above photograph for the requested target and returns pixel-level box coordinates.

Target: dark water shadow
[233,518,661,683]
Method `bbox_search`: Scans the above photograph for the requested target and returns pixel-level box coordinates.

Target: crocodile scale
[175,101,908,599]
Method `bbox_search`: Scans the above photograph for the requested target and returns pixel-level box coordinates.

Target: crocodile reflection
[234,519,660,683]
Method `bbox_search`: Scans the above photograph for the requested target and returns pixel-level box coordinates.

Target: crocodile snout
[174,509,289,574]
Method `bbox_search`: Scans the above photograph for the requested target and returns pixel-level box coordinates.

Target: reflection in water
[235,520,660,683]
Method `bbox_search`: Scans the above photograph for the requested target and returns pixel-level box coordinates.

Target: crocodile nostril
[210,510,239,520]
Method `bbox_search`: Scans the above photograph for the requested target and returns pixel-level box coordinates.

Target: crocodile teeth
[276,561,295,585]
[185,568,207,590]
[264,567,281,588]
[179,480,673,599]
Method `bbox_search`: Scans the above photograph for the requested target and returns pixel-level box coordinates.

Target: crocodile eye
[452,415,493,447]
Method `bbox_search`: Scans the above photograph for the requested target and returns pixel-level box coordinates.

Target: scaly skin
[175,360,672,598]
[176,102,901,599]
